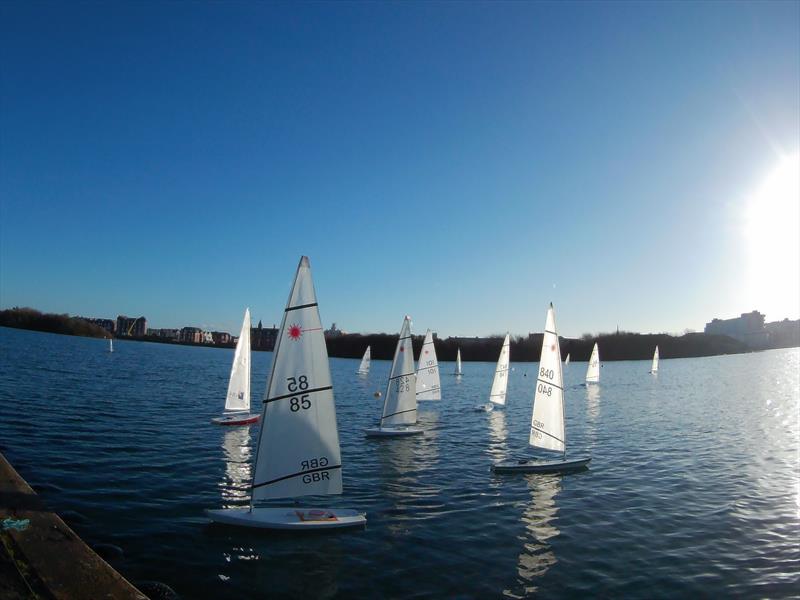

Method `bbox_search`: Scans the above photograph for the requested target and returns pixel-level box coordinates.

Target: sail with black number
[380,316,417,426]
[251,257,342,501]
[650,346,659,374]
[357,346,371,375]
[489,333,511,406]
[416,329,441,401]
[585,343,600,383]
[530,304,565,453]
[225,308,251,412]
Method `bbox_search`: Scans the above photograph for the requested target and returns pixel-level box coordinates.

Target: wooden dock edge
[0,452,147,599]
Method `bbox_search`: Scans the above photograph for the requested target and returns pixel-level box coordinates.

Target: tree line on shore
[0,307,110,339]
[324,330,749,362]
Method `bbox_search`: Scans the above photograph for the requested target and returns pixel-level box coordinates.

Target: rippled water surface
[1,327,798,598]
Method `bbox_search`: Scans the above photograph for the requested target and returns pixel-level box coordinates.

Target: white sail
[224,308,251,412]
[585,343,600,383]
[455,348,462,375]
[416,329,441,401]
[380,316,417,426]
[489,333,511,406]
[109,338,113,353]
[251,257,342,502]
[357,346,371,374]
[564,353,569,366]
[651,346,659,373]
[530,305,565,453]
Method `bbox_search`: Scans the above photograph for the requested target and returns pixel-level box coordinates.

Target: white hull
[364,426,424,437]
[493,457,591,474]
[474,403,493,412]
[212,413,260,426]
[206,507,366,530]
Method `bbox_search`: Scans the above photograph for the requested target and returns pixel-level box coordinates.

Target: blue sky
[1,1,798,338]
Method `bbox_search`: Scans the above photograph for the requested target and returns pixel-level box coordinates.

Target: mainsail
[251,257,342,502]
[357,346,371,374]
[380,316,417,426]
[651,346,659,373]
[530,305,565,454]
[455,348,462,375]
[564,353,570,366]
[416,329,441,401]
[585,343,600,383]
[489,333,511,406]
[225,308,251,412]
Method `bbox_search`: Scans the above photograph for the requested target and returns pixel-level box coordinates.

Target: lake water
[0,326,798,598]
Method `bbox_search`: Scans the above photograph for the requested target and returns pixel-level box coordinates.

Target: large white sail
[651,346,659,373]
[224,308,251,412]
[585,343,600,383]
[489,333,511,406]
[455,348,462,375]
[416,329,441,401]
[530,305,565,453]
[357,346,371,374]
[380,316,417,426]
[251,257,342,502]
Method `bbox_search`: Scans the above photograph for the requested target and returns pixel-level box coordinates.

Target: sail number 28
[287,376,311,412]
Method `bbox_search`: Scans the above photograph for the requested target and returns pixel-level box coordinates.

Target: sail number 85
[287,376,311,412]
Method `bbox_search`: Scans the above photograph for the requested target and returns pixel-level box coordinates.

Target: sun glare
[744,153,800,320]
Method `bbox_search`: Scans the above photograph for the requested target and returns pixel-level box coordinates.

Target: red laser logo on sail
[288,324,302,340]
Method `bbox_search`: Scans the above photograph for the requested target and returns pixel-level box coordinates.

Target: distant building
[117,315,147,337]
[148,328,179,340]
[252,320,278,351]
[704,311,768,348]
[325,323,344,339]
[212,331,231,345]
[765,318,800,348]
[202,331,214,344]
[79,317,116,334]
[179,327,203,344]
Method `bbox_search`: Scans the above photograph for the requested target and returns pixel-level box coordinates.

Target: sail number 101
[287,375,311,412]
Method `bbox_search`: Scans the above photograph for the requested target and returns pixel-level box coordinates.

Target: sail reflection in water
[509,475,561,598]
[376,411,441,532]
[586,383,600,421]
[487,409,509,461]
[218,427,253,506]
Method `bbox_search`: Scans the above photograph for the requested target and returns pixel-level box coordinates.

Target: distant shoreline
[2,319,798,362]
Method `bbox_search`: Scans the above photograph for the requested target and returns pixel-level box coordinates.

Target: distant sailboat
[212,308,259,426]
[357,346,371,375]
[585,343,600,384]
[206,256,365,530]
[650,346,659,374]
[416,329,441,401]
[454,348,463,376]
[365,316,424,437]
[494,304,591,474]
[475,333,510,412]
[564,353,570,366]
[108,338,113,353]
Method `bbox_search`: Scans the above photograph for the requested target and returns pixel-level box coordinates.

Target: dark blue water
[1,327,798,598]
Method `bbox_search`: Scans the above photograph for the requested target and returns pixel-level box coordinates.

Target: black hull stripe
[252,464,341,489]
[264,385,333,404]
[531,426,564,445]
[381,408,417,421]
[536,378,564,391]
[285,302,318,312]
